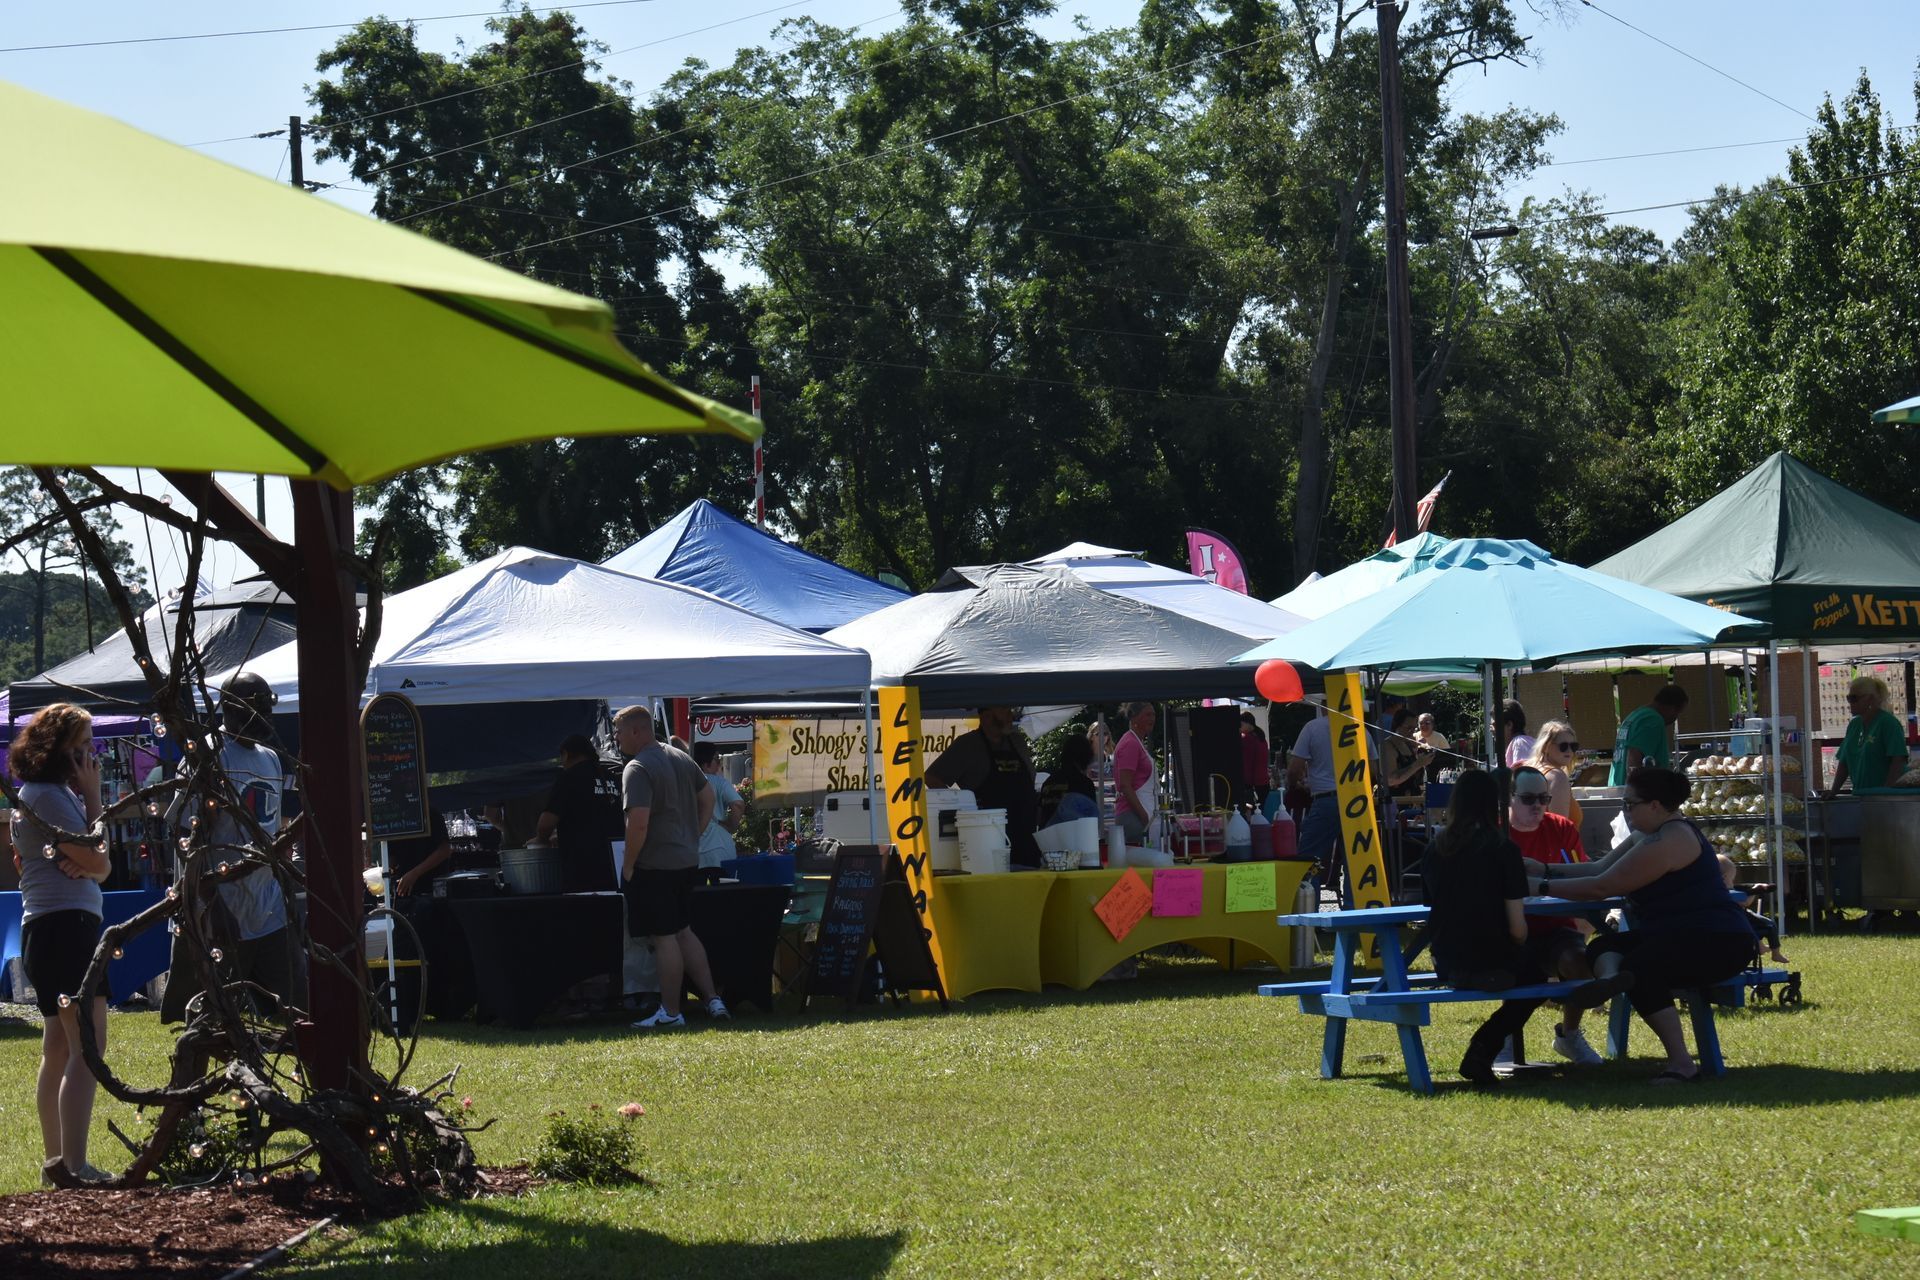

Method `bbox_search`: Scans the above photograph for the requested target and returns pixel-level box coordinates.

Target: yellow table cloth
[927,870,1058,999]
[1038,862,1311,990]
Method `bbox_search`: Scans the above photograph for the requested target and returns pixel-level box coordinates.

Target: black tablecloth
[397,884,789,1024]
[437,893,624,1028]
[689,882,791,1013]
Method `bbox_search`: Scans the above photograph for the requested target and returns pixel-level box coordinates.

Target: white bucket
[930,790,978,872]
[955,807,1010,875]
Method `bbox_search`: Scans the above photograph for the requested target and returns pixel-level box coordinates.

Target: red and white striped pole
[750,375,765,529]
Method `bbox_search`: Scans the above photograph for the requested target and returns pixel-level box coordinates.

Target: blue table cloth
[0,888,170,1005]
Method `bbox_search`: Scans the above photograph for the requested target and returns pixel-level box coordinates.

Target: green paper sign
[1224,863,1277,914]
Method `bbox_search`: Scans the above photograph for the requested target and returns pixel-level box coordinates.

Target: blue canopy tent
[602,499,906,632]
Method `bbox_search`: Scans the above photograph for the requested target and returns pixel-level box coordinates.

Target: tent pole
[1769,639,1787,938]
[1800,643,1816,931]
[862,689,880,845]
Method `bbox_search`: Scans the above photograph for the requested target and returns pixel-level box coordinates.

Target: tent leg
[1769,640,1786,939]
[862,690,880,845]
[1800,645,1816,933]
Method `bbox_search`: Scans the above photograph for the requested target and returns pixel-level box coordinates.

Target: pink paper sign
[1151,867,1204,918]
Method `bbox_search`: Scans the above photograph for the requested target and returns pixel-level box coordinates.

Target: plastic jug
[1223,808,1252,862]
[1247,808,1274,860]
[1269,808,1299,860]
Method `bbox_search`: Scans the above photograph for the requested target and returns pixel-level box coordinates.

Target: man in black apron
[925,706,1042,869]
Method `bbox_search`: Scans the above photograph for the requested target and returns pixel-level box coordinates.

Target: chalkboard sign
[362,693,429,840]
[808,846,886,1002]
[806,845,946,1008]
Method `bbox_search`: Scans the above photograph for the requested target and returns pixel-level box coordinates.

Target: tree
[309,8,758,568]
[0,467,148,679]
[1665,72,1920,516]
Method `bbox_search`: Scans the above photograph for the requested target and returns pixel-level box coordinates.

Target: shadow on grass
[1357,1061,1920,1109]
[413,954,1272,1045]
[296,1197,906,1279]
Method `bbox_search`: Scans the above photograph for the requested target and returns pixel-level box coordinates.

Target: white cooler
[822,789,886,845]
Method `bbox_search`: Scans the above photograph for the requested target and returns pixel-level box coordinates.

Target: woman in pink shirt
[1114,702,1158,845]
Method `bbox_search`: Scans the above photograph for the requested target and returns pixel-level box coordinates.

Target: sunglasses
[1624,795,1651,809]
[1553,739,1579,751]
[1514,792,1552,805]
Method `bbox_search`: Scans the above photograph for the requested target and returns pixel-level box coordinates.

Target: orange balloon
[1255,659,1305,704]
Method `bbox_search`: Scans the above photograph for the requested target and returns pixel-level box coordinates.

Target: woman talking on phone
[11,702,113,1183]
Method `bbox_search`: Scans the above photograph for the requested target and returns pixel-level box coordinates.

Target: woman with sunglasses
[1524,721,1583,828]
[1532,766,1755,1084]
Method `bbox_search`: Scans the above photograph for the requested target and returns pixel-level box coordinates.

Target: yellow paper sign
[1094,869,1154,941]
[1326,672,1391,959]
[1223,862,1277,914]
[877,685,945,982]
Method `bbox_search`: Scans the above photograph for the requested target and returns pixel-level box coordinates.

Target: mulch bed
[0,1167,541,1279]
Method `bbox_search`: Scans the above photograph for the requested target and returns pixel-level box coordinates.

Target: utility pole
[750,375,765,529]
[261,117,308,525]
[1376,2,1419,544]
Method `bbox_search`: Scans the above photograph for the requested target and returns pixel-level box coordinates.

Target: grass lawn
[4,934,1920,1278]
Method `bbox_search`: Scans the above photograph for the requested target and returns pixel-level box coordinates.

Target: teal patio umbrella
[1270,531,1450,620]
[1236,538,1766,673]
[1872,394,1920,426]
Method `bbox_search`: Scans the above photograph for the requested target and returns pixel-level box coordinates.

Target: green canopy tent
[0,80,760,1093]
[1591,452,1920,643]
[1593,453,1920,923]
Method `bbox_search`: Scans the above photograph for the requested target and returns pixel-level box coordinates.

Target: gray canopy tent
[822,562,1263,708]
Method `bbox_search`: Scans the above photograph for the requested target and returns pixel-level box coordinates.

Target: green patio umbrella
[0,80,758,487]
[0,79,764,1100]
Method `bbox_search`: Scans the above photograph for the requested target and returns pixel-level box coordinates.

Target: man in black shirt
[390,810,453,897]
[532,734,619,893]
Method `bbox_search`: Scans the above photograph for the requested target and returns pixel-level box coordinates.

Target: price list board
[362,693,429,841]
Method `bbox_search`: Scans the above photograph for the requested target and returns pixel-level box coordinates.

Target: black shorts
[21,909,103,1017]
[626,866,700,938]
[1524,927,1589,977]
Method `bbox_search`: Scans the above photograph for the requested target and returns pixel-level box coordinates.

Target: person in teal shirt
[1825,675,1910,797]
[1608,685,1688,785]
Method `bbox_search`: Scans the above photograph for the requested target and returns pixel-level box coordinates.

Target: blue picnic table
[1262,896,1788,1093]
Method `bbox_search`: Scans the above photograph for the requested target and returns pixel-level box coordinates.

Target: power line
[1577,0,1815,124]
[0,0,665,54]
[1532,161,1920,228]
[487,28,1287,260]
[372,8,999,221]
[315,0,822,137]
[310,5,911,194]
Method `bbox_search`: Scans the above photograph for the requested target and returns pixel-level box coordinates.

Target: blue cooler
[722,854,796,886]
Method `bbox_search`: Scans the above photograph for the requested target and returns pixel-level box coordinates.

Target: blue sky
[5,1,1916,585]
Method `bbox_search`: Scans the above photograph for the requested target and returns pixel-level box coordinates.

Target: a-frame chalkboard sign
[361,692,429,841]
[806,845,947,1009]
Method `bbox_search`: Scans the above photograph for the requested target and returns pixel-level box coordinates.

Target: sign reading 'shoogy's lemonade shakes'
[752,716,968,806]
[1325,672,1390,964]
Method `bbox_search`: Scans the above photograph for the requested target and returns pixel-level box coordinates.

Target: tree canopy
[305,3,1918,597]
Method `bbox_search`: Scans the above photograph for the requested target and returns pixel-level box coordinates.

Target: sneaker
[630,1008,686,1030]
[706,998,731,1020]
[1492,1040,1516,1070]
[1552,1024,1605,1066]
[71,1162,112,1185]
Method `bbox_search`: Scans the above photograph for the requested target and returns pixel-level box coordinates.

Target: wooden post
[290,480,369,1093]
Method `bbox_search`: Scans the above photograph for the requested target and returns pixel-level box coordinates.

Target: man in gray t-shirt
[615,706,725,1029]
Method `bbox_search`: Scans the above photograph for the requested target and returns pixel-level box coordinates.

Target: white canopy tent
[1025,544,1307,642]
[227,546,872,708]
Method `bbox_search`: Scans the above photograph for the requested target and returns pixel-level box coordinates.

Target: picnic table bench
[1260,898,1792,1093]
